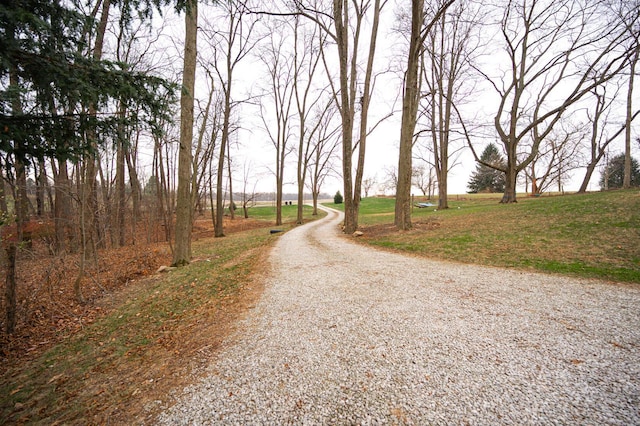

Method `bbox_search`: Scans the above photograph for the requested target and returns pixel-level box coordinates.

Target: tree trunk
[312,190,318,216]
[333,0,356,234]
[116,121,126,247]
[54,159,73,253]
[215,100,230,238]
[172,0,197,266]
[501,163,518,203]
[578,162,598,193]
[35,159,45,217]
[394,0,423,230]
[227,142,235,220]
[0,158,7,215]
[4,243,17,334]
[9,54,29,241]
[623,45,637,189]
[126,148,141,240]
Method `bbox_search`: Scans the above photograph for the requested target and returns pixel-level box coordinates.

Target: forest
[0,0,638,340]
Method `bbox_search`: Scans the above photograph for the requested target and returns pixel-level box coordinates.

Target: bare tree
[414,0,481,210]
[173,0,197,266]
[240,160,259,218]
[308,98,340,215]
[395,0,455,229]
[576,78,640,192]
[362,175,376,197]
[616,0,640,188]
[472,0,636,203]
[412,165,436,198]
[202,0,259,236]
[258,17,295,226]
[524,124,583,194]
[293,18,327,224]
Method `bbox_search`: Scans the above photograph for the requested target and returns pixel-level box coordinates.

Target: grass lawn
[1,205,323,424]
[329,191,640,283]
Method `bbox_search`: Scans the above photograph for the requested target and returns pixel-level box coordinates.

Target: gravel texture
[157,207,640,425]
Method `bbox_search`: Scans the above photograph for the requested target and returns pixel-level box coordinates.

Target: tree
[467,143,506,193]
[577,81,636,193]
[412,165,436,198]
[284,0,387,233]
[362,175,376,197]
[293,18,327,225]
[600,154,640,189]
[618,1,640,189]
[417,0,480,211]
[472,0,635,203]
[204,0,259,236]
[394,0,425,231]
[307,98,340,215]
[172,0,197,266]
[259,17,295,227]
[334,191,343,204]
[394,0,455,230]
[524,124,583,194]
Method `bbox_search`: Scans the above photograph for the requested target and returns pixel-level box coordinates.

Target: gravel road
[158,207,640,425]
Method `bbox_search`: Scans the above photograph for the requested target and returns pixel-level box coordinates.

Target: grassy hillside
[332,191,640,283]
[1,205,323,424]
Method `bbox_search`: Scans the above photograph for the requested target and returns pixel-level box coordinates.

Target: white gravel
[157,207,640,425]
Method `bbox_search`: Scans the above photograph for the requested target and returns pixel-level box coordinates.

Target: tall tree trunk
[116,118,126,247]
[0,158,8,215]
[333,0,356,234]
[501,157,518,203]
[394,0,423,230]
[623,45,638,189]
[126,148,141,243]
[54,159,73,253]
[173,0,197,266]
[9,49,28,241]
[227,141,235,220]
[35,159,47,217]
[215,99,231,237]
[4,243,17,334]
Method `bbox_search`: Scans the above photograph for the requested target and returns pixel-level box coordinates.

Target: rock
[353,231,364,237]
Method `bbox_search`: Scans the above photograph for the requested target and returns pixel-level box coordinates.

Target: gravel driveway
[158,207,640,425]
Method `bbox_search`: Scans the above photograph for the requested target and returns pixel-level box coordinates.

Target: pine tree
[467,143,506,193]
[600,154,640,189]
[0,0,175,163]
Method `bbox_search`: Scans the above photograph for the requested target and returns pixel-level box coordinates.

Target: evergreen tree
[467,143,506,193]
[0,0,175,163]
[600,154,640,189]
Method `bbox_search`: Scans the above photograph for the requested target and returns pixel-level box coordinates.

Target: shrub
[334,191,343,204]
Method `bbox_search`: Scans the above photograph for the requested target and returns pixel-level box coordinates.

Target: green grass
[1,206,324,424]
[329,191,640,283]
[249,203,316,222]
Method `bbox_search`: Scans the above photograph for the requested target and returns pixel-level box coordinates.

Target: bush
[334,191,343,204]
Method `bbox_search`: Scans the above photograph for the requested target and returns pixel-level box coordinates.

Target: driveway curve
[159,207,639,425]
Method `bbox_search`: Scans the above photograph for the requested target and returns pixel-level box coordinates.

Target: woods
[1,0,639,336]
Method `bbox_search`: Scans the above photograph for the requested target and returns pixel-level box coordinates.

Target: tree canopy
[0,0,175,163]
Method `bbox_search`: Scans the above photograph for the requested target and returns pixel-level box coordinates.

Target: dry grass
[1,206,323,424]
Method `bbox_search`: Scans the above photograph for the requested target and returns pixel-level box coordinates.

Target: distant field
[328,191,640,283]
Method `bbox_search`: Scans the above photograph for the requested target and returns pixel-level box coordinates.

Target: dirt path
[158,206,640,424]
